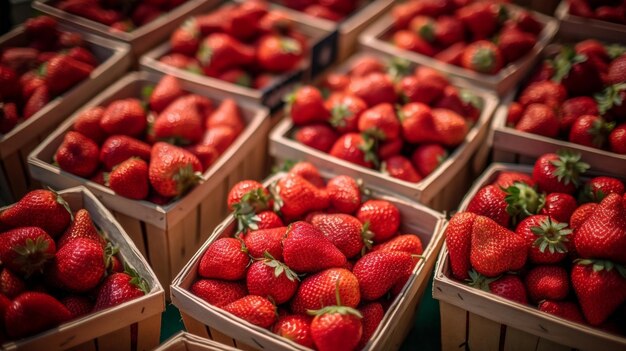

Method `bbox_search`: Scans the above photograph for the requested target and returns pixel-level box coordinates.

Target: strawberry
[60,295,93,318]
[282,221,346,273]
[291,268,360,314]
[0,189,71,235]
[539,193,577,223]
[358,103,400,141]
[525,265,570,302]
[492,171,536,188]
[57,208,104,249]
[397,75,442,106]
[606,54,626,85]
[288,161,325,188]
[570,202,598,232]
[455,2,497,40]
[322,73,350,92]
[574,194,626,264]
[596,83,626,120]
[329,133,378,169]
[131,4,161,26]
[257,10,293,34]
[392,30,436,56]
[185,144,219,171]
[198,238,249,280]
[73,107,106,144]
[431,108,468,147]
[107,158,150,200]
[0,227,55,276]
[93,269,148,311]
[307,213,369,259]
[353,250,414,300]
[498,26,537,63]
[518,81,567,109]
[434,86,481,123]
[191,279,247,307]
[398,102,437,144]
[411,144,447,177]
[304,4,343,20]
[206,98,244,135]
[153,97,204,145]
[517,215,571,264]
[326,93,367,134]
[326,175,361,214]
[348,56,385,77]
[568,0,594,18]
[347,73,397,108]
[594,6,626,24]
[42,55,93,95]
[609,123,626,154]
[273,315,314,348]
[515,10,543,35]
[382,155,422,183]
[257,35,304,73]
[506,102,524,127]
[99,135,151,171]
[24,16,58,41]
[253,211,284,230]
[434,42,466,66]
[170,20,200,57]
[197,33,255,76]
[309,300,362,351]
[294,124,339,153]
[23,85,50,119]
[582,176,625,203]
[568,115,614,149]
[286,85,330,126]
[574,39,608,62]
[50,237,105,292]
[409,15,436,42]
[533,151,589,194]
[0,102,19,134]
[466,185,509,227]
[571,259,626,326]
[558,97,599,133]
[357,302,384,348]
[246,254,299,304]
[253,73,273,89]
[467,270,528,304]
[55,131,99,178]
[149,75,185,114]
[5,292,72,339]
[227,180,272,215]
[148,142,203,197]
[434,16,465,46]
[201,126,238,154]
[224,1,267,40]
[0,268,25,299]
[515,103,560,138]
[0,47,39,74]
[66,47,97,67]
[372,234,423,255]
[159,54,202,72]
[217,69,252,87]
[553,49,603,96]
[378,138,403,160]
[391,1,427,29]
[274,174,330,219]
[100,98,146,137]
[0,65,21,100]
[222,295,276,328]
[538,300,585,324]
[356,200,400,243]
[470,215,527,277]
[461,40,503,74]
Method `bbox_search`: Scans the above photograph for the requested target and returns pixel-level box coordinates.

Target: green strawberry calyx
[173,164,204,199]
[232,188,272,234]
[269,181,284,215]
[579,182,607,204]
[503,181,544,225]
[594,83,626,115]
[531,217,571,254]
[466,269,499,292]
[360,221,375,255]
[551,46,587,83]
[12,236,55,277]
[358,133,380,169]
[549,150,590,187]
[48,187,74,220]
[197,44,213,66]
[261,252,299,282]
[307,281,363,318]
[460,89,484,112]
[124,262,150,295]
[279,38,302,55]
[606,44,626,60]
[104,241,120,273]
[415,21,435,42]
[386,57,412,81]
[588,117,615,148]
[329,103,353,129]
[575,259,626,279]
[471,47,497,73]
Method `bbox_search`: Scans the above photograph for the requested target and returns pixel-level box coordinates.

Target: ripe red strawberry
[283,221,346,273]
[51,237,105,292]
[287,85,330,126]
[198,238,249,280]
[55,131,99,177]
[246,255,299,304]
[0,47,38,74]
[574,194,626,264]
[0,65,21,100]
[571,260,626,326]
[227,180,272,212]
[461,40,503,74]
[57,208,104,249]
[492,171,535,188]
[288,162,325,188]
[594,6,626,24]
[217,69,252,87]
[518,81,567,109]
[409,16,436,42]
[470,215,527,277]
[66,47,97,67]
[383,155,422,183]
[348,73,397,108]
[100,98,146,137]
[201,126,238,154]
[158,53,202,72]
[206,98,244,135]
[295,124,339,153]
[609,123,626,154]
[398,102,436,144]
[291,267,360,314]
[191,279,247,307]
[4,292,72,339]
[356,200,400,244]
[538,300,585,324]
[582,176,625,203]
[149,142,203,197]
[170,20,200,57]
[570,202,598,232]
[93,269,148,311]
[43,55,93,95]
[434,42,466,66]
[434,16,465,46]
[325,93,366,134]
[304,4,343,20]
[326,175,361,214]
[273,315,314,348]
[275,174,329,219]
[223,295,276,328]
[434,85,481,123]
[153,97,204,145]
[257,34,303,72]
[431,108,468,147]
[539,193,577,223]
[149,75,184,114]
[185,144,218,171]
[107,158,149,200]
[23,85,50,119]
[378,138,403,160]
[569,115,614,149]
[498,26,537,63]
[353,250,414,300]
[242,227,286,261]
[99,135,151,171]
[348,56,385,77]
[254,211,284,230]
[0,189,71,236]
[514,103,560,138]
[257,9,293,34]
[73,107,106,144]
[555,50,604,96]
[0,102,19,134]
[0,268,26,299]
[24,16,58,41]
[525,265,570,302]
[223,1,267,40]
[515,10,543,35]
[397,75,443,105]
[60,295,93,318]
[131,4,161,26]
[506,102,524,127]
[307,213,368,259]
[309,302,362,351]
[517,215,570,264]
[358,103,400,141]
[467,270,528,304]
[558,97,599,133]
[329,133,377,169]
[456,2,497,39]
[0,227,55,276]
[568,0,593,17]
[410,144,447,177]
[197,33,254,76]
[466,185,509,227]
[606,54,626,85]
[357,302,384,348]
[372,234,423,255]
[392,30,436,56]
[533,151,589,194]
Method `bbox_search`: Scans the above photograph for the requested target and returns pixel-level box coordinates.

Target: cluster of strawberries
[0,189,148,340]
[568,0,626,25]
[53,0,188,33]
[446,150,626,333]
[53,75,246,203]
[508,39,626,154]
[190,162,426,351]
[287,55,481,183]
[390,0,543,74]
[276,0,359,21]
[0,16,96,134]
[161,1,307,90]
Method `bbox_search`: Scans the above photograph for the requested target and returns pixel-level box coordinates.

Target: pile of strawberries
[0,16,97,134]
[190,162,426,351]
[52,0,188,33]
[0,189,149,340]
[275,0,359,21]
[390,0,543,74]
[286,55,482,183]
[53,75,247,203]
[507,39,626,154]
[567,0,626,25]
[160,1,307,90]
[445,150,626,333]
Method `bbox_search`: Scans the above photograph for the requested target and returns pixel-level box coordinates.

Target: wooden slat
[19,137,40,187]
[440,302,467,351]
[178,208,199,279]
[0,162,15,205]
[66,340,97,351]
[468,312,501,351]
[167,215,192,283]
[535,337,573,351]
[145,222,171,297]
[3,151,28,200]
[181,311,210,339]
[208,327,237,347]
[492,148,517,163]
[96,326,132,351]
[114,212,148,258]
[236,341,261,351]
[136,314,162,351]
[504,326,540,351]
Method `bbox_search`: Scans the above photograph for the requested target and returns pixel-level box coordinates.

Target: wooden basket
[269,51,498,212]
[358,4,558,96]
[432,163,626,351]
[32,0,219,59]
[170,171,446,351]
[28,71,271,297]
[0,25,131,206]
[155,332,239,351]
[139,2,336,112]
[555,1,626,44]
[0,186,165,351]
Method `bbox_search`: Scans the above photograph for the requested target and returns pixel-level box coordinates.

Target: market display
[566,0,626,24]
